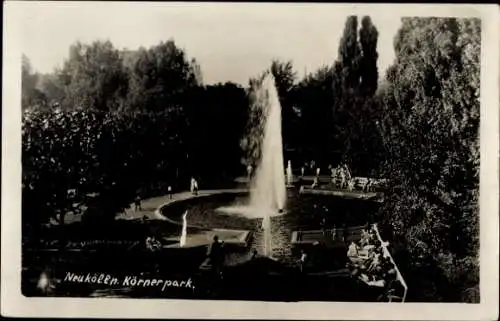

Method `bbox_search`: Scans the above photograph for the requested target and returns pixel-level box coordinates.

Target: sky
[20,2,404,85]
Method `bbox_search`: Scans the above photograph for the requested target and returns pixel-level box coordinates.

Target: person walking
[167,185,173,199]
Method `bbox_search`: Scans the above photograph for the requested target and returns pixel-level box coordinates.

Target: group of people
[330,164,352,189]
[346,226,402,299]
[305,163,350,190]
[300,160,321,178]
[145,236,162,252]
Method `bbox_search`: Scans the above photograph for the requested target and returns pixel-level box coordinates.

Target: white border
[2,2,499,320]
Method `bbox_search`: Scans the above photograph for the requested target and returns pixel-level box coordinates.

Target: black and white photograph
[2,2,499,319]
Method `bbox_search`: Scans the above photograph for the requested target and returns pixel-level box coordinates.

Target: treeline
[21,16,480,302]
[378,17,480,302]
[22,40,251,238]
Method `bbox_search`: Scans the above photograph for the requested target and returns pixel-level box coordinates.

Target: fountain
[286,160,293,186]
[218,73,286,257]
[249,73,286,212]
[179,211,188,247]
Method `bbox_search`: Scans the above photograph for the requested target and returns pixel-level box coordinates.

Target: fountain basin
[299,186,383,202]
[291,225,367,246]
[163,228,252,249]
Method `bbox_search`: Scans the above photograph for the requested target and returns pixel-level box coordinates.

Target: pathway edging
[152,189,249,229]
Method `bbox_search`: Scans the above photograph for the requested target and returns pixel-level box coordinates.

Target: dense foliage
[21,16,480,302]
[377,17,480,302]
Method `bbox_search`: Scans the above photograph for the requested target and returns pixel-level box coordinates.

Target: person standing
[134,194,142,211]
[299,250,308,273]
[190,177,199,196]
[167,185,173,199]
[247,164,253,180]
[193,178,199,195]
[339,170,345,189]
[321,217,327,236]
[208,235,224,278]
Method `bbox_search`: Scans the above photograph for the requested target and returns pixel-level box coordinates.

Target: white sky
[20,2,404,85]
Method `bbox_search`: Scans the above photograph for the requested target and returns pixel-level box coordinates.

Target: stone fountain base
[163,228,252,249]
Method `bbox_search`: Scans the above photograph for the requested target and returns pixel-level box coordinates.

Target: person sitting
[339,171,346,189]
[347,179,355,191]
[347,241,367,266]
[343,164,352,181]
[358,244,375,258]
[145,236,161,251]
[367,249,382,273]
[311,176,319,189]
[359,273,370,283]
[368,228,376,241]
[145,236,152,249]
[360,229,370,246]
[365,179,372,192]
[347,241,359,257]
[330,168,337,184]
[331,225,337,241]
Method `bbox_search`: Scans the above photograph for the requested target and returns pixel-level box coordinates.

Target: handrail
[372,223,408,302]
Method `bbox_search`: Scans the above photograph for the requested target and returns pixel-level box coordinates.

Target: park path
[117,188,248,222]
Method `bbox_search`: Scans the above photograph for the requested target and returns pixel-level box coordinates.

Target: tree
[59,41,128,111]
[37,72,65,107]
[126,40,198,112]
[186,82,248,182]
[270,60,299,151]
[295,65,336,163]
[22,55,47,110]
[359,16,379,97]
[337,16,361,94]
[378,17,480,302]
[331,16,382,174]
